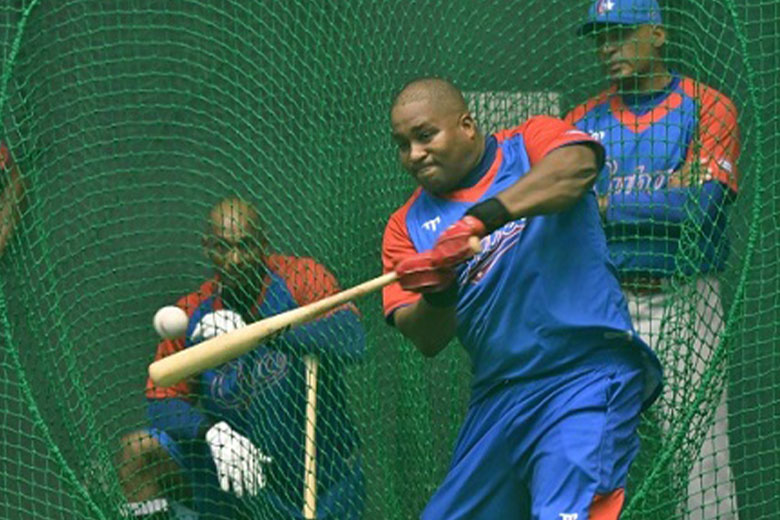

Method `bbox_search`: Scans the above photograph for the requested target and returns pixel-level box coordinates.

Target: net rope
[0,1,777,518]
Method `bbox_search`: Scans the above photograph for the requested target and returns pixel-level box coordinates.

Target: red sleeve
[381,205,421,319]
[524,115,604,166]
[145,337,189,399]
[496,116,604,169]
[683,81,740,192]
[271,254,359,315]
[145,281,216,400]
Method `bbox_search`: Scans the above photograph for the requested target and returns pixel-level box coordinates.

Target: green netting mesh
[0,0,777,518]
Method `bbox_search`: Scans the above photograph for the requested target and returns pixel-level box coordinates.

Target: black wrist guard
[422,283,459,307]
[465,197,511,233]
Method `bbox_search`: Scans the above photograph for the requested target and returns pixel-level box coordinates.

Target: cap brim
[576,21,637,37]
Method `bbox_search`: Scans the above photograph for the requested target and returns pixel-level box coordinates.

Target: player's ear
[459,112,478,139]
[650,25,666,49]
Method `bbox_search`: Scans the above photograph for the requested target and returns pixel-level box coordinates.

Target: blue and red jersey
[565,74,740,276]
[146,254,365,498]
[382,116,662,404]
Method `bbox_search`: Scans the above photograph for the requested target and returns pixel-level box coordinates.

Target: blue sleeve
[147,398,210,441]
[278,307,366,362]
[606,182,729,226]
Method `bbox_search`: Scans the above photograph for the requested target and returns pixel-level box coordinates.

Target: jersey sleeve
[145,337,189,400]
[271,255,365,359]
[381,208,421,321]
[690,87,740,192]
[145,283,215,401]
[273,255,358,315]
[512,115,605,170]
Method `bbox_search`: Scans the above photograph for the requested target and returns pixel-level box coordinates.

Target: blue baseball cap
[578,0,663,36]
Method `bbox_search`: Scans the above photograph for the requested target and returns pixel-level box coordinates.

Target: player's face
[595,24,660,82]
[391,101,478,195]
[204,210,267,289]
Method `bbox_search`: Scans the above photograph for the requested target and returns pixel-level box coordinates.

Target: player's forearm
[393,300,456,357]
[279,307,366,361]
[495,145,598,218]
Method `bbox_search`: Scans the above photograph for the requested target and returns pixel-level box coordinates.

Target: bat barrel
[148,322,270,386]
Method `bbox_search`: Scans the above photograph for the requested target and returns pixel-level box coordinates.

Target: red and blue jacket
[145,254,365,494]
[565,75,740,276]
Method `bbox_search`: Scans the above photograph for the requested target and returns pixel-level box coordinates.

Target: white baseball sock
[122,498,168,517]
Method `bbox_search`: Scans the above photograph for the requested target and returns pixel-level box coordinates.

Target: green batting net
[0,0,777,518]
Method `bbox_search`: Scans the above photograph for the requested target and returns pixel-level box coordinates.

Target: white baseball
[153,306,189,339]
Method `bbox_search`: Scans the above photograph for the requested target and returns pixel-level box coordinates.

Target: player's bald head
[391,77,469,116]
[208,197,263,242]
[390,77,484,195]
[205,198,268,288]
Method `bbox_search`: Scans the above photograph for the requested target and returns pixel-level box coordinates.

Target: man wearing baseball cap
[566,1,741,519]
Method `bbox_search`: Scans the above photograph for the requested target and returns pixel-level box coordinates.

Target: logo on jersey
[460,220,526,285]
[589,130,606,142]
[607,164,674,194]
[717,157,733,174]
[422,216,441,232]
[210,350,289,410]
[605,158,619,176]
[559,514,579,520]
[596,0,615,14]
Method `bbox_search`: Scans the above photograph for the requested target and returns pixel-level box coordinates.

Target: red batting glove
[395,252,455,293]
[430,216,486,268]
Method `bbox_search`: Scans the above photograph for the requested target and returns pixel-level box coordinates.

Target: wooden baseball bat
[148,271,397,387]
[148,236,482,387]
[302,354,319,519]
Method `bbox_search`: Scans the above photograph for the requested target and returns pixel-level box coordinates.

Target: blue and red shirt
[146,254,365,496]
[565,75,740,276]
[382,116,662,404]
